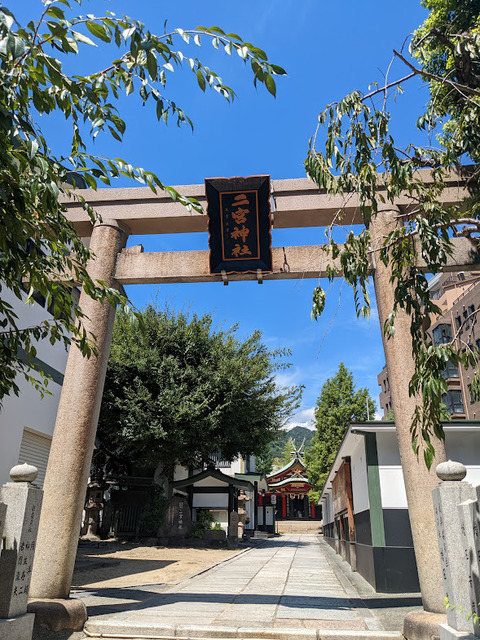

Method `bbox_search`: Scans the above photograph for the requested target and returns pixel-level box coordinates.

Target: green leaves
[96,306,302,475]
[85,21,111,42]
[305,363,376,492]
[311,286,326,321]
[196,68,206,91]
[0,33,25,58]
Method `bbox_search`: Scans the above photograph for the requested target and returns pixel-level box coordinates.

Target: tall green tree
[255,445,274,477]
[0,1,285,401]
[305,363,376,496]
[95,305,302,480]
[304,0,480,462]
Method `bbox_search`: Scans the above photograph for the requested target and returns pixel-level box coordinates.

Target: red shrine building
[263,447,320,520]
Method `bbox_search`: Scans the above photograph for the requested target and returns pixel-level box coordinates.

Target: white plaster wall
[378,467,408,509]
[3,288,70,373]
[0,290,69,485]
[376,431,402,466]
[376,431,408,509]
[227,457,243,475]
[446,430,480,488]
[192,493,229,509]
[375,429,480,508]
[195,477,230,488]
[211,510,228,531]
[322,493,334,525]
[351,436,369,514]
[244,496,254,529]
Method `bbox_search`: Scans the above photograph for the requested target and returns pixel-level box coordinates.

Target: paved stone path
[84,535,403,639]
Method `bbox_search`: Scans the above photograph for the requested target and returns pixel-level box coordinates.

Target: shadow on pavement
[74,587,399,619]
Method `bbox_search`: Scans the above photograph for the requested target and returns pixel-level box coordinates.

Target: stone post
[29,220,128,628]
[0,500,6,541]
[228,510,239,548]
[0,464,42,640]
[432,460,477,639]
[370,208,447,615]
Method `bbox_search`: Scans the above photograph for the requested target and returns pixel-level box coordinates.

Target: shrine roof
[269,475,311,487]
[173,467,254,490]
[267,456,305,480]
[234,473,268,491]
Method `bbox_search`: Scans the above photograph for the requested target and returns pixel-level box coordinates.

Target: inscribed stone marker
[0,464,43,619]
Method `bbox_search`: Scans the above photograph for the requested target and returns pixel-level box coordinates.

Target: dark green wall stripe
[17,347,64,386]
[365,433,386,547]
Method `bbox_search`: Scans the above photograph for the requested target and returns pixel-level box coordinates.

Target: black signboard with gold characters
[205,175,272,274]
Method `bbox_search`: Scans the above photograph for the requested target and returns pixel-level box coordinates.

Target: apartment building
[378,271,480,419]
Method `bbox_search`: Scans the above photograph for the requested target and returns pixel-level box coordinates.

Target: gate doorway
[29,174,479,620]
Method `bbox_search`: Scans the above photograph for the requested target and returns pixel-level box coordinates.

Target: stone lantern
[237,489,251,539]
[81,473,107,539]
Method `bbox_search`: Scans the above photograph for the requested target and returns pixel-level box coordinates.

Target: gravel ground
[72,539,240,589]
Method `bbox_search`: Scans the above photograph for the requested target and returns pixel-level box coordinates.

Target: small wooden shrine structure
[172,466,255,534]
[264,443,319,520]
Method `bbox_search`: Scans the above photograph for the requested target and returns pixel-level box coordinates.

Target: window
[441,361,459,379]
[469,384,478,404]
[432,324,452,346]
[18,428,52,488]
[469,305,476,326]
[463,309,470,330]
[442,390,465,415]
[455,316,462,330]
[32,289,46,308]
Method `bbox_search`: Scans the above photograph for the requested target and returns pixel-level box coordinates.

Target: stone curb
[84,619,403,640]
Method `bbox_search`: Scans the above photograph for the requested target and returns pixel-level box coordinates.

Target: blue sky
[18,0,431,428]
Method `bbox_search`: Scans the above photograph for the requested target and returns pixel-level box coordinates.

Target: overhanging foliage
[304,0,480,465]
[0,0,286,401]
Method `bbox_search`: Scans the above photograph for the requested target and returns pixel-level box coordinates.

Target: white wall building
[0,288,69,486]
[320,420,480,593]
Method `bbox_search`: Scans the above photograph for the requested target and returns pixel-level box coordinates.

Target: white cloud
[283,406,316,431]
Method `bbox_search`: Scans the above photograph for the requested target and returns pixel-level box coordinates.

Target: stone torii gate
[28,173,480,631]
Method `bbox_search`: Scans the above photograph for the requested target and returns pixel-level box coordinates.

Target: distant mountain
[269,426,314,459]
[288,426,314,448]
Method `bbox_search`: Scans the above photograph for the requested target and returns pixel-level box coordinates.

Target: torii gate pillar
[29,219,128,626]
[370,209,446,615]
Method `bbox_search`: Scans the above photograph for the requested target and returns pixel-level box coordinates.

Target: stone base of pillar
[439,623,477,640]
[403,610,447,640]
[0,612,35,640]
[28,599,87,632]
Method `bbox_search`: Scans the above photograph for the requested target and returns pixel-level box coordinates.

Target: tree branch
[393,49,480,99]
[361,72,416,102]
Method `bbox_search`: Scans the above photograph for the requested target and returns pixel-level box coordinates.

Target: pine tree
[305,363,376,493]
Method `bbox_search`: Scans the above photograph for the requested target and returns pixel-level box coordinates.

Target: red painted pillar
[311,501,315,519]
[282,495,287,518]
